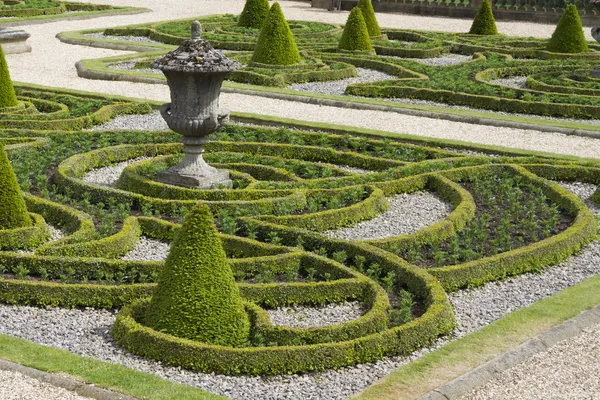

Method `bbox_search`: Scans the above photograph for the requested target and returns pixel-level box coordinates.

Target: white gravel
[324,191,452,240]
[394,53,472,66]
[288,68,394,96]
[84,32,161,44]
[463,322,600,400]
[266,302,363,328]
[81,157,151,187]
[0,370,94,400]
[489,76,528,89]
[121,236,169,261]
[88,110,168,131]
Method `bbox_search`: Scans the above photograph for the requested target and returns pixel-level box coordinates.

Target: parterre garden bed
[1,83,600,388]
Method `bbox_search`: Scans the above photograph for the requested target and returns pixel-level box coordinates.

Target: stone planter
[0,28,31,54]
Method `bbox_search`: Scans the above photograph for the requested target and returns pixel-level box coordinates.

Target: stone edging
[0,358,139,400]
[419,304,600,400]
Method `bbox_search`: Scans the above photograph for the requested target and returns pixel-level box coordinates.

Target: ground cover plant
[1,82,600,379]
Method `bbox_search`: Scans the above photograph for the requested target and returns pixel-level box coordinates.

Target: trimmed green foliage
[144,204,250,347]
[238,0,270,29]
[338,8,373,52]
[0,146,30,229]
[0,46,17,109]
[469,0,497,35]
[547,5,588,54]
[356,0,381,37]
[251,2,301,66]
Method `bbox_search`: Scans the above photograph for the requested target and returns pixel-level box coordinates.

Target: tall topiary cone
[251,2,301,65]
[547,5,588,53]
[144,203,250,347]
[0,45,18,109]
[356,0,381,37]
[238,0,270,29]
[339,8,373,52]
[0,146,30,229]
[469,0,498,35]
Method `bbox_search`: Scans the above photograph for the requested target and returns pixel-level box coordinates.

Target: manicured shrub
[0,146,31,229]
[469,0,498,35]
[251,2,300,66]
[356,0,381,37]
[0,45,17,109]
[338,8,373,52]
[143,203,250,347]
[238,0,270,29]
[547,5,588,54]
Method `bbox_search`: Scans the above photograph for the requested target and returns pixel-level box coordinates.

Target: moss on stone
[0,45,18,109]
[238,0,270,29]
[547,5,588,53]
[0,146,30,229]
[469,0,498,36]
[338,8,373,52]
[356,0,381,37]
[144,203,250,347]
[251,2,301,65]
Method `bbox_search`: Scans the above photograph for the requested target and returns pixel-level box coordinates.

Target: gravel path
[7,1,600,159]
[288,68,394,96]
[0,370,93,400]
[81,157,151,187]
[121,236,169,261]
[84,32,162,44]
[266,302,363,328]
[489,76,528,89]
[88,110,168,131]
[463,322,600,400]
[324,191,452,240]
[388,53,471,66]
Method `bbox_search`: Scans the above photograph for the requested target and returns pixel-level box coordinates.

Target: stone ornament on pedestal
[150,21,241,189]
[0,28,31,54]
[592,27,600,78]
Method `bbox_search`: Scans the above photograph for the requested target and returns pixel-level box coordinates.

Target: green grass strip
[355,273,600,400]
[0,334,226,400]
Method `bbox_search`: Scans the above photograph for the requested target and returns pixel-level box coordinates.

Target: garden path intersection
[2,1,600,400]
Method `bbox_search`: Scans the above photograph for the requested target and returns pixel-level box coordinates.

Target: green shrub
[547,5,588,54]
[143,203,250,347]
[0,146,31,229]
[0,45,17,109]
[356,0,381,37]
[338,8,373,52]
[469,0,498,35]
[238,0,270,29]
[251,2,301,65]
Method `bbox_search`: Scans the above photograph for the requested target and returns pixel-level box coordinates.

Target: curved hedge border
[0,212,50,250]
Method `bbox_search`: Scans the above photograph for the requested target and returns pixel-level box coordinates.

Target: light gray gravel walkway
[489,76,528,90]
[324,191,452,240]
[266,302,363,328]
[84,32,161,44]
[121,236,169,261]
[288,68,394,96]
[81,157,150,187]
[463,322,600,400]
[87,111,168,131]
[0,370,94,400]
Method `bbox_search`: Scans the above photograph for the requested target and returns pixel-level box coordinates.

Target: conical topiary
[338,8,373,52]
[238,0,270,29]
[0,146,30,229]
[251,2,301,65]
[0,45,18,109]
[356,0,381,37]
[144,203,250,347]
[469,0,498,35]
[547,5,588,53]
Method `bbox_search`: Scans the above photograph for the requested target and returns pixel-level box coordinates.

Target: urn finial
[192,21,202,39]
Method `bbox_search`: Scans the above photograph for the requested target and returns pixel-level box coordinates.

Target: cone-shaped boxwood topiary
[356,0,381,37]
[0,45,17,109]
[251,2,301,65]
[0,146,30,229]
[547,5,588,53]
[469,0,498,35]
[238,0,270,29]
[143,203,250,347]
[339,8,373,52]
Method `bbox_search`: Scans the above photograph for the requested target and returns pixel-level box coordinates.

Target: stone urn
[0,28,31,54]
[150,21,241,189]
[591,27,600,78]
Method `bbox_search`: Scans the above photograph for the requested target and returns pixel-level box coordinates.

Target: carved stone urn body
[151,22,241,189]
[591,27,600,78]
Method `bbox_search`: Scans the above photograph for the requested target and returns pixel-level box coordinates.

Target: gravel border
[81,157,151,187]
[266,302,363,328]
[121,236,169,261]
[288,68,395,96]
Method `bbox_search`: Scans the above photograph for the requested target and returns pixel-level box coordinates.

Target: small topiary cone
[547,5,588,53]
[469,0,498,36]
[338,8,373,52]
[144,203,250,347]
[238,0,270,29]
[0,45,18,109]
[356,0,381,37]
[0,146,30,230]
[251,2,301,65]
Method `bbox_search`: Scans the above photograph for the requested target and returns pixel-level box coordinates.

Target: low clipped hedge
[0,213,50,251]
